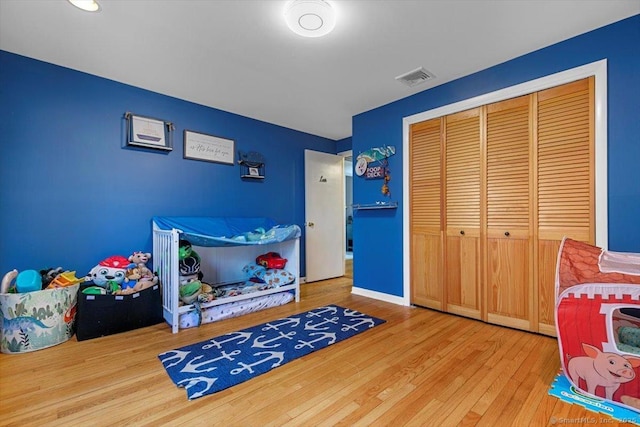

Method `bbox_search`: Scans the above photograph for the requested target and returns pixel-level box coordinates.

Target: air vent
[395,67,435,87]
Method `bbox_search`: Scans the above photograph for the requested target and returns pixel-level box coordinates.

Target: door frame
[338,150,353,257]
[304,149,346,282]
[401,59,608,306]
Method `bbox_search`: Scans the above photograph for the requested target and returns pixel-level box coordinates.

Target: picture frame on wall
[125,112,173,151]
[183,130,235,165]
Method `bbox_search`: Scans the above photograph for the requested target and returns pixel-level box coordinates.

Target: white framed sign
[183,130,235,165]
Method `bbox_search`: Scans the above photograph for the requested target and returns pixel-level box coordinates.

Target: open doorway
[339,150,353,262]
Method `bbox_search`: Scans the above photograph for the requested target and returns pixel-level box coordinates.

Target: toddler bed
[152,217,301,333]
[555,237,640,413]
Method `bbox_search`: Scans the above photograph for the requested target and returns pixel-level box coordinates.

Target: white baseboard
[351,286,409,306]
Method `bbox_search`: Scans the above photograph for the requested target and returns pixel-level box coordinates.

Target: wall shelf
[238,151,265,180]
[352,202,397,210]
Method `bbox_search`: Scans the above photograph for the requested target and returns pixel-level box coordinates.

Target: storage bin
[75,283,163,341]
[0,284,80,354]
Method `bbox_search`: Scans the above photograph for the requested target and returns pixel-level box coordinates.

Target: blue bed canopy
[152,217,301,247]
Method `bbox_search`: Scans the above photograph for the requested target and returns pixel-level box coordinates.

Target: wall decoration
[184,130,235,165]
[238,151,265,179]
[125,112,173,151]
[355,145,395,197]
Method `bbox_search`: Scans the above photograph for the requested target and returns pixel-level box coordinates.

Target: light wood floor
[1,260,636,426]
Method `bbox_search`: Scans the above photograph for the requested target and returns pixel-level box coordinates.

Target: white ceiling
[1,1,638,140]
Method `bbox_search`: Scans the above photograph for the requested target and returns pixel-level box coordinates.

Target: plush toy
[122,264,143,291]
[177,242,214,304]
[130,252,158,289]
[116,252,159,295]
[178,250,203,304]
[85,255,129,289]
[178,240,195,261]
[128,251,151,265]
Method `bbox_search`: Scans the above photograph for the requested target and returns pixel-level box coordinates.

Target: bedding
[178,292,295,329]
[152,216,301,247]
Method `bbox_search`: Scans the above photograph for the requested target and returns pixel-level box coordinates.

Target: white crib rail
[152,224,180,333]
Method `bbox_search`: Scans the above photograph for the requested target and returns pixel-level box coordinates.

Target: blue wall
[336,137,352,154]
[0,51,336,277]
[352,15,640,297]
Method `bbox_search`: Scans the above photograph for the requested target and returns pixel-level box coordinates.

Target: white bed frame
[152,223,300,333]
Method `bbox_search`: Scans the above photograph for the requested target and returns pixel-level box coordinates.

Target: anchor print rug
[158,305,386,399]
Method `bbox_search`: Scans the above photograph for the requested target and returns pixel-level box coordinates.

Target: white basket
[0,284,79,354]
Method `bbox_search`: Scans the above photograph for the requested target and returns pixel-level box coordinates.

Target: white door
[304,149,345,282]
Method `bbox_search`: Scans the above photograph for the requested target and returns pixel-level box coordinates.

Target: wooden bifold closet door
[535,77,594,334]
[444,108,481,319]
[484,95,533,331]
[409,77,594,335]
[410,118,443,310]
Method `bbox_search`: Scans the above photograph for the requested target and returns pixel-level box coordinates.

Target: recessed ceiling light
[284,0,336,38]
[68,0,101,12]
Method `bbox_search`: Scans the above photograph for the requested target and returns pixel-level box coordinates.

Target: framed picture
[125,113,172,151]
[183,130,235,165]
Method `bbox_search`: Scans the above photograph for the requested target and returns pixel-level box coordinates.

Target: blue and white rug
[158,305,386,399]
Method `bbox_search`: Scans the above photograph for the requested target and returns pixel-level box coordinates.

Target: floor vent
[395,67,435,87]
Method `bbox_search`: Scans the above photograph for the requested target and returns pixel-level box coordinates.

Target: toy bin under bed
[152,217,301,333]
[0,284,79,354]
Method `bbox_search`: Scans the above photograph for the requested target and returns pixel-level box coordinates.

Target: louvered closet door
[536,77,594,335]
[485,95,533,331]
[410,118,444,310]
[444,108,481,319]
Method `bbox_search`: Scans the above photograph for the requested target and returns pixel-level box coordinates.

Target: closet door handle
[504,231,510,237]
[460,230,465,235]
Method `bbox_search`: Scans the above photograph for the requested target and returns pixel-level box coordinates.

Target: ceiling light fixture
[68,0,101,12]
[284,0,336,38]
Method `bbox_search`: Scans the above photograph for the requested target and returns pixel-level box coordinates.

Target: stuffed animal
[116,252,159,295]
[177,243,214,304]
[85,255,129,288]
[178,251,203,304]
[130,252,158,289]
[128,251,151,265]
[122,264,143,291]
[178,240,194,261]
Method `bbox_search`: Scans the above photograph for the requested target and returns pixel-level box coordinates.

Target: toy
[129,251,151,265]
[568,343,640,400]
[177,241,214,304]
[556,237,640,413]
[15,270,42,293]
[47,271,84,289]
[178,240,194,261]
[40,267,63,289]
[82,286,107,295]
[1,269,18,294]
[256,252,287,269]
[85,255,129,287]
[115,252,159,295]
[178,249,203,303]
